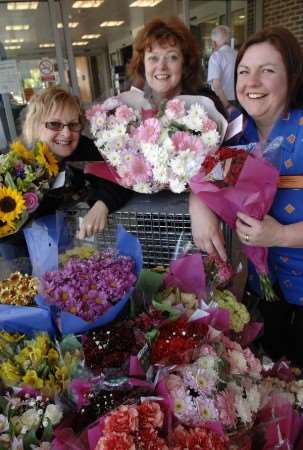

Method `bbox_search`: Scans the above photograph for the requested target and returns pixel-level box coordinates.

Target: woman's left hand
[236,211,284,247]
[77,200,109,239]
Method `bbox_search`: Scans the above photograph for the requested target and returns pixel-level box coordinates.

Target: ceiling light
[81,34,101,39]
[4,38,24,44]
[239,15,245,19]
[100,21,124,27]
[39,43,55,48]
[57,22,79,28]
[72,41,88,46]
[72,0,103,7]
[4,45,21,50]
[7,2,38,10]
[130,0,162,6]
[6,25,30,31]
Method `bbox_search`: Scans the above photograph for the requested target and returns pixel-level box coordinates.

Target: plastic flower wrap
[85,92,227,193]
[33,224,142,335]
[0,332,82,397]
[190,141,282,301]
[163,332,263,434]
[0,140,59,237]
[0,389,63,450]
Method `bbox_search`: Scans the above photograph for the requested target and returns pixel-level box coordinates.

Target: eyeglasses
[45,121,82,132]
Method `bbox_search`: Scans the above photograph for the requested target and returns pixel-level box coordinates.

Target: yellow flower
[35,142,59,177]
[0,219,15,237]
[0,360,21,385]
[22,369,44,389]
[0,331,24,343]
[0,186,26,223]
[10,140,34,161]
[47,348,59,365]
[35,334,50,354]
[44,375,60,397]
[54,366,69,387]
[15,347,32,369]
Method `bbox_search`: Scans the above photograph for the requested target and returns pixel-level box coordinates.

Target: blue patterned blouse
[239,109,303,305]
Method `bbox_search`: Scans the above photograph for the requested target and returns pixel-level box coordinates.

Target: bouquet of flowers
[86,93,227,193]
[0,140,59,237]
[0,332,82,396]
[164,333,262,433]
[0,389,63,450]
[0,271,38,306]
[190,143,281,301]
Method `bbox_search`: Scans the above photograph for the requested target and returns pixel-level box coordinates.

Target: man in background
[207,25,237,109]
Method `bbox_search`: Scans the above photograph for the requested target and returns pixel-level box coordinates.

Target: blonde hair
[22,86,83,145]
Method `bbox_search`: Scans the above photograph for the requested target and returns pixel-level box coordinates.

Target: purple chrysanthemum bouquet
[41,249,137,323]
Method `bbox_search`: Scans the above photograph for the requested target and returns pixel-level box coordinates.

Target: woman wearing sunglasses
[0,86,131,259]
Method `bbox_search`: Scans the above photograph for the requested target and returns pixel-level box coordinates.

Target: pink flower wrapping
[189,148,280,301]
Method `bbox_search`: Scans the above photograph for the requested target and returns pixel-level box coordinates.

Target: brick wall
[263,0,303,46]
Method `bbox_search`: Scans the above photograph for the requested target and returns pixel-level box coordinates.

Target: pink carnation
[85,103,105,120]
[171,131,202,153]
[135,118,161,143]
[23,192,39,213]
[201,118,217,132]
[138,401,164,429]
[165,98,185,120]
[95,432,135,450]
[115,105,136,122]
[104,405,139,434]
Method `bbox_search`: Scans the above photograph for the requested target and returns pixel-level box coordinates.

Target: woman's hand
[77,201,109,239]
[189,193,227,261]
[236,211,284,247]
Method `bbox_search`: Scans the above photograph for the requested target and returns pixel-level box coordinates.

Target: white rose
[43,404,63,426]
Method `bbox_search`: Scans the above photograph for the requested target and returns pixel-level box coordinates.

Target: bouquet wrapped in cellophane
[85,90,227,193]
[0,140,59,237]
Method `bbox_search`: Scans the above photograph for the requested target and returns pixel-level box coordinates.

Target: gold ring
[245,233,249,242]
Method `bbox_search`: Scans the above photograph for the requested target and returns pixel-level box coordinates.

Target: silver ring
[245,233,249,242]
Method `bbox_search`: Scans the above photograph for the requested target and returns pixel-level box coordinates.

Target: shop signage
[0,59,19,94]
[39,58,55,81]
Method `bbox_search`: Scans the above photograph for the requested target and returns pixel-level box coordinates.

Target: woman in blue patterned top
[190,27,303,366]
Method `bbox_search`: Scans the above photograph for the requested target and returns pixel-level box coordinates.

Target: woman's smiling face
[38,105,81,159]
[144,41,184,101]
[236,42,288,130]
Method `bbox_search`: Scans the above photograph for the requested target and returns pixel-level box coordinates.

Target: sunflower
[0,219,15,238]
[10,140,34,161]
[0,186,26,223]
[35,142,59,177]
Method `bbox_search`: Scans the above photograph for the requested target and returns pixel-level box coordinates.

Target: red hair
[128,17,201,93]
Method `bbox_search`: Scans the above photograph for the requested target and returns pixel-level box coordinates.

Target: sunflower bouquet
[0,140,59,237]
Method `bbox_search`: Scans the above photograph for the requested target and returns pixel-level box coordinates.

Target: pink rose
[23,192,39,213]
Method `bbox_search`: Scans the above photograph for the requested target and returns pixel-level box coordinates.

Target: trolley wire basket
[65,191,232,268]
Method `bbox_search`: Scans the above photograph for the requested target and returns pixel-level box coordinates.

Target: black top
[34,135,132,217]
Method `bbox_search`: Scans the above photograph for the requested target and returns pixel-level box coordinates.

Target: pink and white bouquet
[86,93,227,193]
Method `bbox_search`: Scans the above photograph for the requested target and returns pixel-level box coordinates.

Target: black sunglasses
[45,121,82,132]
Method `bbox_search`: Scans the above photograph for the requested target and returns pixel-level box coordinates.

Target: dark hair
[127,17,202,93]
[235,27,303,111]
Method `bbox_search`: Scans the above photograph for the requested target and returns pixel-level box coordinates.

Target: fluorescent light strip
[6,25,30,31]
[39,43,55,48]
[4,38,24,44]
[81,34,101,39]
[72,41,88,46]
[130,0,162,6]
[4,45,21,50]
[100,21,124,27]
[57,22,79,28]
[7,2,38,10]
[72,0,103,7]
